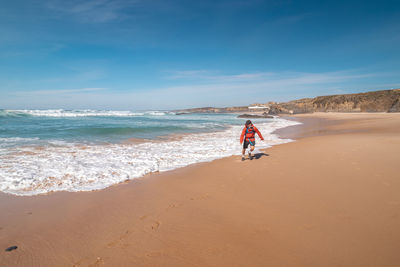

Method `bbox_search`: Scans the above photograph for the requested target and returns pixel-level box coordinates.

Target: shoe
[241,157,245,161]
[248,152,252,160]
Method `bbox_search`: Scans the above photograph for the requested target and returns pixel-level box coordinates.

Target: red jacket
[240,124,264,144]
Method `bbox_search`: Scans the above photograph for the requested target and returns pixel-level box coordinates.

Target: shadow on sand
[253,152,269,159]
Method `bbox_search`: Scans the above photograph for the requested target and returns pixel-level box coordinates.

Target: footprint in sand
[74,256,106,267]
[166,204,176,210]
[139,215,148,220]
[165,203,181,211]
[139,214,161,231]
[151,221,161,230]
[190,194,210,201]
[254,227,270,234]
[106,230,130,248]
[88,257,104,267]
[146,251,169,258]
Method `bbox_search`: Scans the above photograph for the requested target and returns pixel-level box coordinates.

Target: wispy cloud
[41,69,107,83]
[12,87,106,96]
[45,0,139,23]
[165,69,380,84]
[165,70,275,82]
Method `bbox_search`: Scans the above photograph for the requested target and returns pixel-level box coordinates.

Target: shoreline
[0,112,391,200]
[1,113,400,266]
[1,115,295,197]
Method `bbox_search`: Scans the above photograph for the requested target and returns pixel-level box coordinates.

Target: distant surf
[0,109,175,117]
[0,110,301,195]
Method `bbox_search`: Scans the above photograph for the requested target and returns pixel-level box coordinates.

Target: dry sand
[1,113,399,266]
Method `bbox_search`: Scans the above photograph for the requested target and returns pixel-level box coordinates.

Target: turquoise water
[0,109,244,147]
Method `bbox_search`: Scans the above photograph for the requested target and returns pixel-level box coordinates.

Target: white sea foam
[0,137,41,150]
[0,137,40,142]
[145,111,167,116]
[4,109,148,117]
[0,118,301,196]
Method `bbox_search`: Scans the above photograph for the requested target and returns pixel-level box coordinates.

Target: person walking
[240,120,264,161]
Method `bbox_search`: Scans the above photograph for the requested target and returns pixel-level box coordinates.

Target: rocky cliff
[268,89,400,114]
[175,106,249,114]
[175,89,400,115]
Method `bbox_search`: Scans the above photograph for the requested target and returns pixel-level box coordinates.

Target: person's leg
[249,145,255,160]
[242,142,247,161]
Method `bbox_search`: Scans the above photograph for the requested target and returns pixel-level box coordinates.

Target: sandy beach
[1,112,400,266]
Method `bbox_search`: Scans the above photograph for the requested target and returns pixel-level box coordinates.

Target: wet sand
[1,113,400,266]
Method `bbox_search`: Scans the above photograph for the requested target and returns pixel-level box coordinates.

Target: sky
[1,0,400,110]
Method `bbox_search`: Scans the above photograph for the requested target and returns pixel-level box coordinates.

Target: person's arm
[240,127,246,144]
[254,126,264,140]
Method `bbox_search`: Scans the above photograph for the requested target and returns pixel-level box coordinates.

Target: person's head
[245,120,252,126]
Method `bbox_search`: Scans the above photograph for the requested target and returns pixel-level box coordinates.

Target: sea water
[0,109,300,195]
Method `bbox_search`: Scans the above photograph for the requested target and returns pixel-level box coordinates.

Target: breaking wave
[0,109,174,118]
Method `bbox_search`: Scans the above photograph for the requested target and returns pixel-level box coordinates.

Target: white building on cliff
[248,104,269,111]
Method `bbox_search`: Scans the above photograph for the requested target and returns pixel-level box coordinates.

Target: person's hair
[245,120,252,125]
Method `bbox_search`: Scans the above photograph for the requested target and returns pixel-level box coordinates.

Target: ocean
[0,109,300,196]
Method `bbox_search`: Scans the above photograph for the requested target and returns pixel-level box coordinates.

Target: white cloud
[11,88,106,96]
[40,69,107,83]
[45,0,139,23]
[165,69,380,85]
[165,70,274,82]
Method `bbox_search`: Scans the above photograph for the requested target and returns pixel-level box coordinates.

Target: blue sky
[1,0,399,110]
